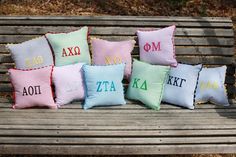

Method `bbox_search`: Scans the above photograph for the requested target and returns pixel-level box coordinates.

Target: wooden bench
[0,16,235,155]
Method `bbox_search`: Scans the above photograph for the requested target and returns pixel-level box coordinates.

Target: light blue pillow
[162,63,202,109]
[195,66,229,106]
[83,64,126,110]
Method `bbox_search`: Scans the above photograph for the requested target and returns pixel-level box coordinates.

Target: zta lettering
[22,85,41,96]
[167,75,186,87]
[132,78,147,90]
[62,46,80,57]
[200,81,219,91]
[143,42,161,52]
[96,81,116,92]
[25,56,44,68]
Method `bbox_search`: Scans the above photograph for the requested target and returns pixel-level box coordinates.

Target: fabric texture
[46,27,91,66]
[195,66,229,106]
[162,63,202,109]
[137,25,177,67]
[53,63,85,106]
[126,59,170,110]
[8,66,56,109]
[91,38,135,79]
[83,64,126,110]
[7,36,54,70]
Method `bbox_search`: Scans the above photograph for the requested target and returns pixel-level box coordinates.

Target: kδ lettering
[132,78,147,90]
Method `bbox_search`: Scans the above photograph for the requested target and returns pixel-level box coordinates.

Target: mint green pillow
[126,59,170,110]
[46,26,91,66]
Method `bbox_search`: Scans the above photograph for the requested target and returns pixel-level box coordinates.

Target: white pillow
[195,66,229,106]
[53,63,85,106]
[162,63,202,109]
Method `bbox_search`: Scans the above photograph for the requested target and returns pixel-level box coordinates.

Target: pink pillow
[8,66,56,109]
[91,38,135,79]
[53,63,85,106]
[137,25,177,67]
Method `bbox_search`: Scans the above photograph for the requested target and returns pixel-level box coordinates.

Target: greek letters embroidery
[22,85,41,96]
[25,56,44,68]
[62,46,80,57]
[132,78,147,90]
[200,81,219,91]
[105,56,122,64]
[96,81,116,92]
[167,75,186,87]
[143,42,161,52]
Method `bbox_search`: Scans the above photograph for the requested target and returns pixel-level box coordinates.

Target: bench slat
[0,124,235,130]
[0,26,234,37]
[1,136,236,145]
[0,144,236,155]
[0,83,235,95]
[0,16,232,22]
[0,20,233,28]
[0,35,234,46]
[0,129,236,137]
[1,55,234,64]
[1,45,234,56]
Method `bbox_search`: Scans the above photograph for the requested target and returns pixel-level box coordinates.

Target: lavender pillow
[91,38,135,79]
[195,66,229,106]
[53,63,85,106]
[137,25,177,67]
[7,36,54,70]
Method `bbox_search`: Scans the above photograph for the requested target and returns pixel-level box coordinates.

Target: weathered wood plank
[0,124,235,130]
[0,20,233,28]
[0,129,236,137]
[1,54,234,65]
[0,112,235,119]
[0,26,234,37]
[0,144,236,155]
[0,16,232,22]
[1,136,236,145]
[0,35,234,46]
[1,45,234,56]
[1,74,234,84]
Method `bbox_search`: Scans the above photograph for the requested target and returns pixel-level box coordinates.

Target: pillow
[162,63,202,109]
[91,38,135,79]
[46,26,91,66]
[137,25,177,67]
[6,36,54,70]
[83,64,126,110]
[53,63,85,106]
[8,66,56,109]
[126,59,170,110]
[195,66,229,106]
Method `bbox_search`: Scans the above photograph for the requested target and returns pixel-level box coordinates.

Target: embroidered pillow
[53,63,85,106]
[6,36,54,70]
[126,59,170,110]
[83,64,126,110]
[137,25,177,67]
[91,38,135,79]
[162,63,202,109]
[8,66,56,109]
[46,26,91,66]
[195,66,229,106]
